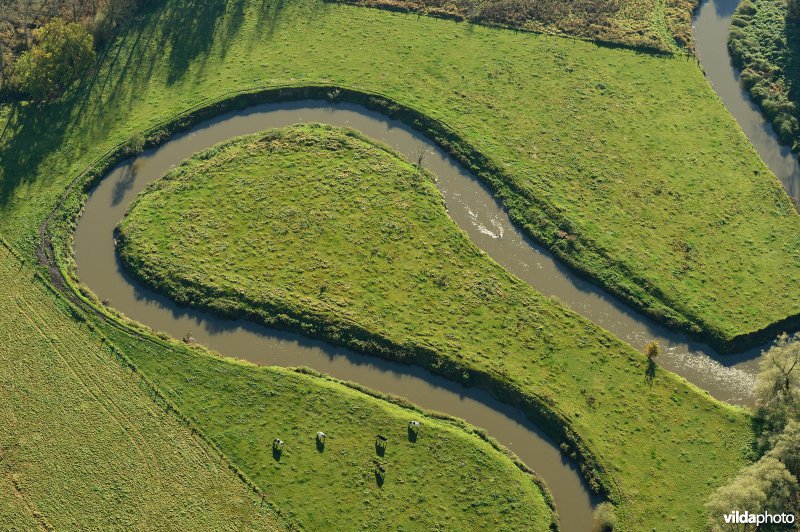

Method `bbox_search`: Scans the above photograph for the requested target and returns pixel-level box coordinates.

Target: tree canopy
[13,18,94,101]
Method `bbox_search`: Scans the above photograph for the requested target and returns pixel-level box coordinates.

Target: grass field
[0,243,282,530]
[117,125,755,530]
[0,0,792,527]
[729,0,800,149]
[1,0,797,352]
[0,237,554,530]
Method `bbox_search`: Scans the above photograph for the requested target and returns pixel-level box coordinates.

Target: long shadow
[375,440,386,456]
[710,0,739,18]
[111,162,138,206]
[0,99,71,207]
[645,358,656,385]
[0,0,256,208]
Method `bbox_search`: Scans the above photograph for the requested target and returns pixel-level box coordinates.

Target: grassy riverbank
[0,238,554,530]
[118,125,755,530]
[2,0,797,351]
[335,0,698,54]
[111,335,557,530]
[729,0,800,150]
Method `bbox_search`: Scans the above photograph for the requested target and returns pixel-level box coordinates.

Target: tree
[706,456,799,531]
[644,340,660,359]
[12,18,94,101]
[754,333,800,443]
[769,420,800,478]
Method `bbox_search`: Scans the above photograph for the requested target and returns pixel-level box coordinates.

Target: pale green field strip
[0,243,281,530]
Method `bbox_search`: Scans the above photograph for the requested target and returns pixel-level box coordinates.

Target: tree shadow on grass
[644,358,656,385]
[0,0,242,207]
[0,99,71,208]
[0,0,312,208]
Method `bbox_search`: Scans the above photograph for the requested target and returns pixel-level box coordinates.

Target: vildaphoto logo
[723,511,796,526]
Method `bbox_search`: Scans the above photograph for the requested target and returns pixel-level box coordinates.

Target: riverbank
[3,0,799,355]
[110,123,754,530]
[694,0,800,207]
[0,0,790,527]
[728,0,799,151]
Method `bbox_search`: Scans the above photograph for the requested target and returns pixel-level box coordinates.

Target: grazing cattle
[316,431,326,442]
[376,434,388,442]
[273,438,284,449]
[409,420,420,429]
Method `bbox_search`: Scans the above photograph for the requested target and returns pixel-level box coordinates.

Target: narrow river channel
[72,4,794,529]
[695,0,800,204]
[75,103,599,532]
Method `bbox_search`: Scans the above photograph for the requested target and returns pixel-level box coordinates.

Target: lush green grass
[0,0,792,527]
[0,243,282,530]
[729,0,800,149]
[338,0,697,53]
[0,235,553,530]
[2,0,797,350]
[109,336,555,530]
[117,124,755,530]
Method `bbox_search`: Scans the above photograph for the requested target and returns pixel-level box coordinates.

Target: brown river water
[73,0,796,528]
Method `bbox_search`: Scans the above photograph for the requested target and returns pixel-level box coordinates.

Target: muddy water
[69,2,800,524]
[75,102,599,531]
[694,0,800,204]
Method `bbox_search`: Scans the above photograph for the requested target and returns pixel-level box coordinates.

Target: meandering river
[72,2,793,529]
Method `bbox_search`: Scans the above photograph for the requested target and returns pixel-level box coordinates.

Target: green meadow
[1,235,554,529]
[2,0,798,351]
[118,125,754,530]
[0,243,281,530]
[0,0,794,528]
[115,340,556,530]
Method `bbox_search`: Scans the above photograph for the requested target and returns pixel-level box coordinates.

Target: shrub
[706,456,798,530]
[754,333,800,444]
[769,421,800,478]
[592,502,617,532]
[124,132,146,155]
[644,340,660,359]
